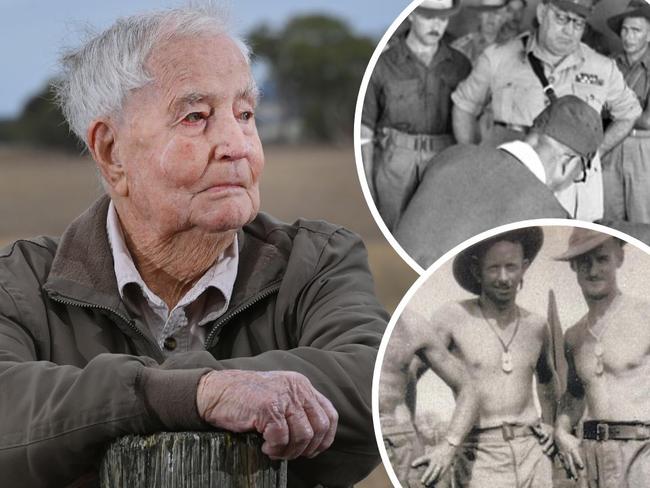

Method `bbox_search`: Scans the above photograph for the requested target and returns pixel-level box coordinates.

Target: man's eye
[240,111,254,121]
[183,112,206,123]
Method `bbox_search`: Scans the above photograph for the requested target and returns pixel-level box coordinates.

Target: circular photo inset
[374,221,650,487]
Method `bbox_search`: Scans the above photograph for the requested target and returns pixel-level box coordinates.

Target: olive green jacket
[0,196,387,487]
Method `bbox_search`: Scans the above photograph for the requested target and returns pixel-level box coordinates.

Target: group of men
[362,0,650,268]
[382,225,650,488]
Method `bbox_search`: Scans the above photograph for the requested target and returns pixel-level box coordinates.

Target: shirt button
[548,76,555,84]
[164,336,177,351]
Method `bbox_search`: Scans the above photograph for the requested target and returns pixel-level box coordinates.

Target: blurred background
[0,0,636,486]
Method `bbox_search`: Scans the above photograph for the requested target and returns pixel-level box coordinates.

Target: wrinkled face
[408,11,450,46]
[571,239,623,301]
[474,240,529,307]
[480,7,508,38]
[537,2,585,57]
[621,17,650,59]
[505,0,526,29]
[113,34,264,236]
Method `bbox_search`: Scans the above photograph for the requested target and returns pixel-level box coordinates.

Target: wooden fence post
[100,431,287,488]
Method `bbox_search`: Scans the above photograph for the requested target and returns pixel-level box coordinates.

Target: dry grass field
[0,143,417,487]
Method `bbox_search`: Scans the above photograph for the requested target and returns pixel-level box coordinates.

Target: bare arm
[634,102,650,130]
[600,117,635,157]
[401,309,479,485]
[452,104,480,145]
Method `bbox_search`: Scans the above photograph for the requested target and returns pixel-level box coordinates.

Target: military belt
[494,121,531,134]
[382,128,454,152]
[466,423,537,442]
[583,420,650,441]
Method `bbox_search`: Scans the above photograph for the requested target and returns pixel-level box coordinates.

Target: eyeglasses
[563,154,591,183]
[547,4,587,31]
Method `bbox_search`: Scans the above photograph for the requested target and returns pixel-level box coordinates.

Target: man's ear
[87,119,128,197]
[522,257,530,273]
[535,2,546,24]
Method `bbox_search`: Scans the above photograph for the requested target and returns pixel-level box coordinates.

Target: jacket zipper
[204,284,281,349]
[47,292,164,358]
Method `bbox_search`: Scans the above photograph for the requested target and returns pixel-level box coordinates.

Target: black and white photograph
[376,222,650,488]
[357,0,650,272]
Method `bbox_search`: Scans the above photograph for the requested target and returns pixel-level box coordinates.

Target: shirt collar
[499,140,547,184]
[527,30,584,70]
[616,46,650,72]
[106,200,239,315]
[400,34,453,66]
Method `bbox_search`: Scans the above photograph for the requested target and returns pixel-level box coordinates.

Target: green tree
[0,81,81,152]
[249,15,375,142]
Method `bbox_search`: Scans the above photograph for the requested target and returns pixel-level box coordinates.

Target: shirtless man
[554,228,650,487]
[389,228,558,487]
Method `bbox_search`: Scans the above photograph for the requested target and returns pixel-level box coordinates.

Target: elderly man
[0,7,388,488]
[553,228,650,487]
[361,0,470,231]
[452,0,642,222]
[395,95,603,269]
[389,228,558,487]
[602,0,650,224]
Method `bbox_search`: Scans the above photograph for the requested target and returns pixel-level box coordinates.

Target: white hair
[55,5,252,146]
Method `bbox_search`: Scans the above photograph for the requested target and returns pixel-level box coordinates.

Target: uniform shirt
[452,32,641,126]
[363,34,471,135]
[106,201,238,356]
[614,47,650,111]
[451,31,512,65]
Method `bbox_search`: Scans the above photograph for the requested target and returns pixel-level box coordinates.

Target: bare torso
[443,299,547,427]
[567,294,650,421]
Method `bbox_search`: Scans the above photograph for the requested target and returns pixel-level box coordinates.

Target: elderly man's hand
[196,370,338,460]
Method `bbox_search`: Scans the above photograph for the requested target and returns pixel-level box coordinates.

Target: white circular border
[371,217,650,488]
[353,0,429,276]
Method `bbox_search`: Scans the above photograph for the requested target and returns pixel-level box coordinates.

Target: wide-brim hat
[553,227,624,261]
[453,227,544,295]
[607,0,650,36]
[470,0,508,12]
[547,0,598,19]
[415,0,462,17]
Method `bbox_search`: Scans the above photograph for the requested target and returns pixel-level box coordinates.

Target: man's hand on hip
[196,370,338,460]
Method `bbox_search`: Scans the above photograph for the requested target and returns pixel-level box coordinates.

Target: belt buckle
[596,423,609,441]
[501,423,515,441]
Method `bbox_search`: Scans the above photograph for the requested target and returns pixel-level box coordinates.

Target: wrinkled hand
[196,370,338,460]
[531,423,556,457]
[554,428,584,480]
[411,442,456,487]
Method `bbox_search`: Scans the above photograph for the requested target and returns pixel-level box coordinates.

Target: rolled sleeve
[451,47,495,116]
[605,58,642,121]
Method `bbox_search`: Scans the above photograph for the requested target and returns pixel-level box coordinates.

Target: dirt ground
[0,143,417,487]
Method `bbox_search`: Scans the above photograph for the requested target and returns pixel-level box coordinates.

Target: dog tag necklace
[586,295,622,376]
[479,304,521,374]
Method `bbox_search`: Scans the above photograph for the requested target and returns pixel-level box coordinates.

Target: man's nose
[208,111,250,162]
[497,267,509,282]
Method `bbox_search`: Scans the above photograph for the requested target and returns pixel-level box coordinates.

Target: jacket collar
[44,195,287,315]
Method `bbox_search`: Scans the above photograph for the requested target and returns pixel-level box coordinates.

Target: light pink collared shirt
[106,201,239,356]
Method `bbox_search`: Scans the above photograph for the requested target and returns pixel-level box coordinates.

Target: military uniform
[452,33,641,221]
[362,35,471,230]
[603,49,650,223]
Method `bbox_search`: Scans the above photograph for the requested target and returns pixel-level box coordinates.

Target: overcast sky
[0,0,406,118]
